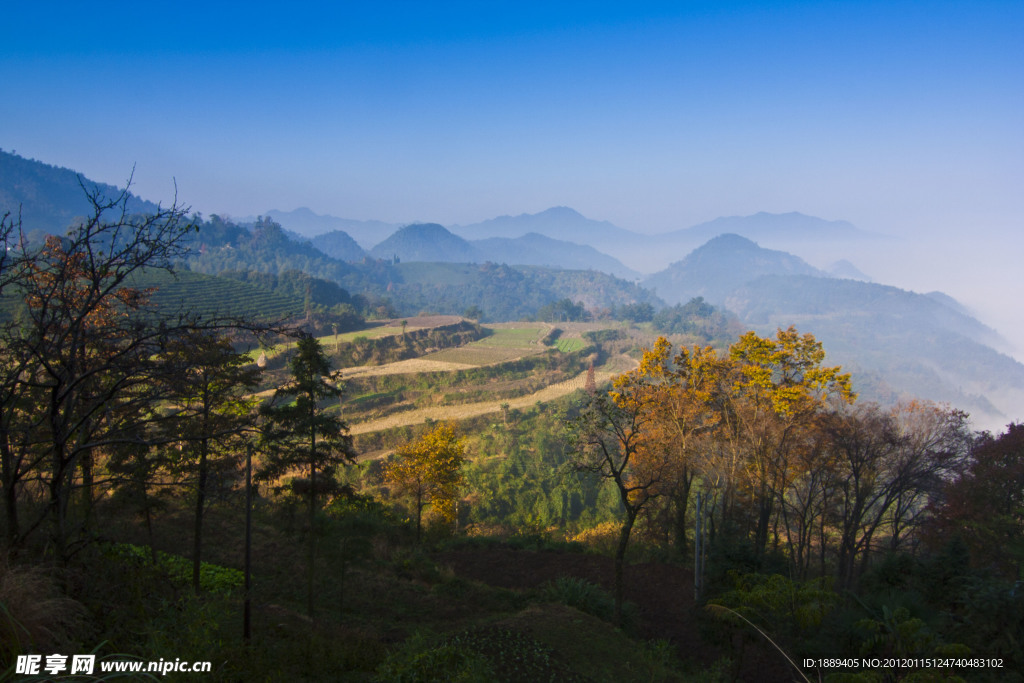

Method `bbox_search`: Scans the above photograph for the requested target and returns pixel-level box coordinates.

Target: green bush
[105,543,243,594]
[541,577,638,631]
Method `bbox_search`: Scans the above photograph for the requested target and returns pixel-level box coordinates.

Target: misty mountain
[453,206,643,249]
[369,223,482,263]
[472,233,639,280]
[725,274,1024,425]
[265,207,399,248]
[670,211,875,247]
[0,149,162,235]
[828,259,872,281]
[644,234,825,305]
[389,261,661,322]
[310,230,368,262]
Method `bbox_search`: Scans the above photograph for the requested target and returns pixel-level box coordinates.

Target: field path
[349,366,621,435]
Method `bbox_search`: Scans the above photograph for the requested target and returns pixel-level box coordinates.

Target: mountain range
[3,148,1020,429]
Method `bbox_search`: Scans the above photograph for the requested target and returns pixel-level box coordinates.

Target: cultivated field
[411,325,548,367]
[257,317,636,434]
[348,367,614,435]
[339,357,476,378]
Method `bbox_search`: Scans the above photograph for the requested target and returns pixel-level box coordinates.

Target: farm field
[254,317,633,432]
[474,325,546,346]
[339,357,476,378]
[417,324,547,366]
[348,367,611,435]
[253,315,466,360]
[554,337,586,353]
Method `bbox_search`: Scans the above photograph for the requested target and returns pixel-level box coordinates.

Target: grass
[474,327,543,347]
[246,325,407,361]
[555,338,586,353]
[415,325,544,366]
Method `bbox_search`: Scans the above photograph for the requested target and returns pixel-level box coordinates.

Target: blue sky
[4,1,1020,237]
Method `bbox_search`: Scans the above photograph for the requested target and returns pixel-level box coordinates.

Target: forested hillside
[0,149,161,237]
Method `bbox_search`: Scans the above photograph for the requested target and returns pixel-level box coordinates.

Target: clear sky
[4,1,1020,233]
[3,1,1022,349]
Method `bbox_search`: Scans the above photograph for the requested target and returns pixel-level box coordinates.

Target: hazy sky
[3,1,1022,351]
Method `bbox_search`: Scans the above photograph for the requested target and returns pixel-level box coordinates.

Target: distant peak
[396,222,452,235]
[702,233,760,248]
[538,206,583,218]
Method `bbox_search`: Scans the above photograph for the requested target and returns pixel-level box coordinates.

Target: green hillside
[129,269,304,321]
[389,262,661,321]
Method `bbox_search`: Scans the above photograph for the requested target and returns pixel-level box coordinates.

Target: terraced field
[339,357,476,379]
[348,353,638,435]
[348,368,605,435]
[254,315,466,360]
[554,337,586,353]
[134,269,304,320]
[419,325,547,366]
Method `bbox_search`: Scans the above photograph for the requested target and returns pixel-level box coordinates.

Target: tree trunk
[614,510,637,628]
[192,440,208,592]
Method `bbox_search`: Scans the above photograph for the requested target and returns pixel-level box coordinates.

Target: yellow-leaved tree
[385,422,465,542]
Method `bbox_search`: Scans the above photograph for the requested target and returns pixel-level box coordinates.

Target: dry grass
[0,558,85,656]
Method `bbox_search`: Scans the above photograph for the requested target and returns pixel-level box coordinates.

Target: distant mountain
[265,207,399,248]
[453,206,643,249]
[644,234,825,305]
[0,149,162,235]
[388,261,661,321]
[472,233,639,280]
[725,274,1024,425]
[310,230,367,262]
[369,223,481,263]
[828,259,872,281]
[668,211,876,246]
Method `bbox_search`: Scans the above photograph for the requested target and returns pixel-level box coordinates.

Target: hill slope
[0,149,162,235]
[264,207,399,248]
[310,229,368,262]
[370,223,481,263]
[473,233,639,279]
[644,234,825,305]
[726,274,1024,425]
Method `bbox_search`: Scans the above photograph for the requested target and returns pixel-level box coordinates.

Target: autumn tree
[573,385,664,626]
[0,183,211,561]
[258,333,355,618]
[818,401,970,589]
[926,422,1024,580]
[384,422,465,543]
[618,337,733,557]
[726,326,855,559]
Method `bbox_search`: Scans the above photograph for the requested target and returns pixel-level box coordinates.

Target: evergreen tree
[258,334,355,618]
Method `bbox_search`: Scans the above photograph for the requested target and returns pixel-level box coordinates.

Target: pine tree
[259,334,355,618]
